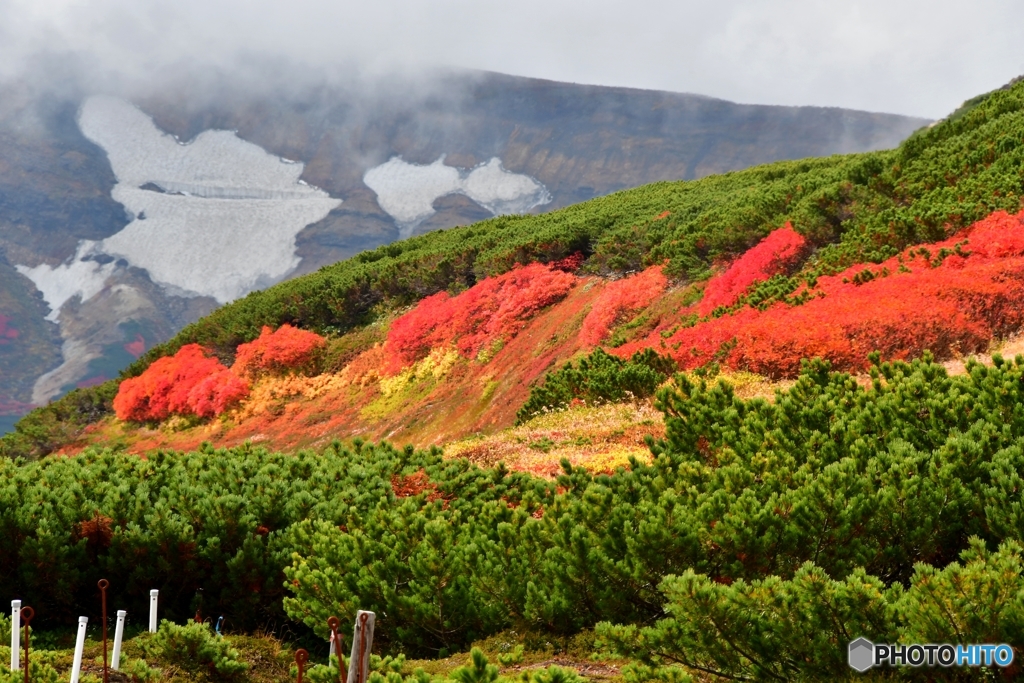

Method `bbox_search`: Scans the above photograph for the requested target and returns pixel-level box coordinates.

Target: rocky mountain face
[0,70,929,431]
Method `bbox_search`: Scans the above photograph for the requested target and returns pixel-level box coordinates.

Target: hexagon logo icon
[848,638,874,672]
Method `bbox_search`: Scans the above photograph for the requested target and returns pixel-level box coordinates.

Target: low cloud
[0,0,1022,119]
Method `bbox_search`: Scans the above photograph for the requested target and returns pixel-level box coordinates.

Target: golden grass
[443,400,662,477]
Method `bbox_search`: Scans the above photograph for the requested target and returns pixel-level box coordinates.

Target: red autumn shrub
[385,291,455,371]
[579,265,668,346]
[187,368,251,418]
[618,210,1024,377]
[233,324,326,377]
[699,224,808,314]
[114,344,249,421]
[385,263,576,372]
[550,252,586,272]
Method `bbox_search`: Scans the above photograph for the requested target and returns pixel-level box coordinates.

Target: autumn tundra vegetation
[4,80,1024,681]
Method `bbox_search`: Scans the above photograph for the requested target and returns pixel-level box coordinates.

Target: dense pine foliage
[6,355,1024,678]
[5,77,1024,682]
[516,348,675,423]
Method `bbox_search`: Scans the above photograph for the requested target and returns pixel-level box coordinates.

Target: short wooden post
[346,611,375,683]
[70,616,88,683]
[111,610,126,671]
[148,590,159,632]
[9,600,20,671]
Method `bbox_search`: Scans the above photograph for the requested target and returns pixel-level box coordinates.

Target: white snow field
[15,244,118,322]
[364,155,551,236]
[18,95,342,316]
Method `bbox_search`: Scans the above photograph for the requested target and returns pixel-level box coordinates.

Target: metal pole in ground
[98,579,109,683]
[9,600,20,672]
[148,590,159,632]
[19,606,32,683]
[70,616,88,683]
[111,610,127,671]
[329,616,346,683]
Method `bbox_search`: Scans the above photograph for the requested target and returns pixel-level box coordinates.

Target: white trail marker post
[148,590,159,632]
[70,617,88,683]
[346,611,375,683]
[111,610,127,670]
[9,600,20,672]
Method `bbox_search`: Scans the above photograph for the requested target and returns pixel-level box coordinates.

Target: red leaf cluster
[698,224,808,314]
[390,470,450,506]
[113,344,249,421]
[579,265,668,346]
[233,324,326,377]
[549,252,585,272]
[619,210,1024,377]
[385,263,576,372]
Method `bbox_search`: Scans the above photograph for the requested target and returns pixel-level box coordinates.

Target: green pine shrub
[516,348,676,423]
[450,649,500,683]
[0,659,61,683]
[141,620,247,679]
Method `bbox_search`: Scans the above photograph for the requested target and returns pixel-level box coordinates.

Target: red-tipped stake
[328,616,346,683]
[19,606,33,683]
[295,649,309,683]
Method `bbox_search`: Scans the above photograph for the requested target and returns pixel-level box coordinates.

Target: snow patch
[48,95,344,305]
[364,155,550,237]
[15,244,118,322]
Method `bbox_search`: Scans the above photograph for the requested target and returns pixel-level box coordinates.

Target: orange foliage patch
[384,263,576,372]
[74,512,113,552]
[618,210,1024,377]
[233,324,325,377]
[579,265,668,346]
[390,470,450,506]
[113,344,249,421]
[698,224,808,314]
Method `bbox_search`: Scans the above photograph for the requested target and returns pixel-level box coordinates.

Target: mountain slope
[0,68,928,429]
[11,76,1024,458]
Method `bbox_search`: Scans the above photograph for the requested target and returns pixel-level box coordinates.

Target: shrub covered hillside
[7,355,1024,680]
[6,77,1024,458]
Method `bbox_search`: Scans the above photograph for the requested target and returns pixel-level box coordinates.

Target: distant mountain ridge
[0,68,930,432]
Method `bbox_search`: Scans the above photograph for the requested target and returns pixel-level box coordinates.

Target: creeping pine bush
[0,660,61,683]
[141,621,247,680]
[517,348,676,423]
[598,540,1024,682]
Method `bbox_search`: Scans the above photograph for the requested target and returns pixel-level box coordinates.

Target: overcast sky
[1,0,1021,119]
